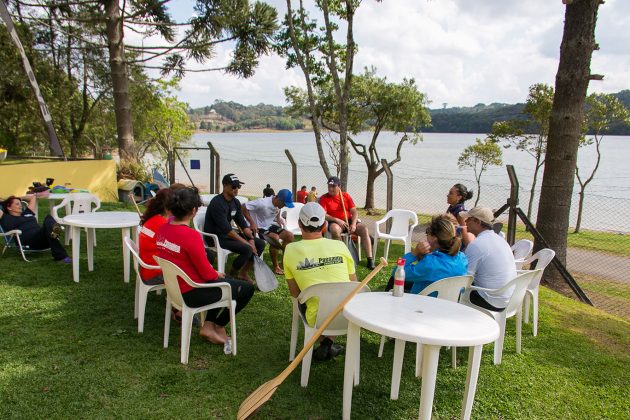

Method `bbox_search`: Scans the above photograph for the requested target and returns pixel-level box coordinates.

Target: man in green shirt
[283,202,357,361]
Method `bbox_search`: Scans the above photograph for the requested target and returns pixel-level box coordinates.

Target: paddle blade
[237,379,280,420]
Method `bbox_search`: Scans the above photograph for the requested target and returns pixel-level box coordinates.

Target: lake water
[173,131,630,233]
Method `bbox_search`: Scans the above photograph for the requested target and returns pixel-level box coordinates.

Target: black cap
[327,176,341,186]
[222,173,244,187]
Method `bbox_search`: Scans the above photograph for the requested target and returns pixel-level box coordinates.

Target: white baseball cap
[299,202,326,228]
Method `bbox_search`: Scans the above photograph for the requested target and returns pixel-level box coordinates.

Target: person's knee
[237,281,255,301]
[329,223,342,237]
[280,231,293,243]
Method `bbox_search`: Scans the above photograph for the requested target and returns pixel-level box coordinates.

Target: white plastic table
[63,212,140,283]
[342,292,499,420]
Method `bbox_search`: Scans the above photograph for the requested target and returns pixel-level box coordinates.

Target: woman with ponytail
[385,214,467,294]
[446,183,473,225]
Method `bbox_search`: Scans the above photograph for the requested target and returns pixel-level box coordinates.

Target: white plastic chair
[372,209,418,260]
[280,202,304,236]
[124,237,165,333]
[511,239,533,269]
[462,270,541,365]
[155,257,237,364]
[193,207,234,273]
[52,193,101,246]
[288,282,370,387]
[520,249,555,336]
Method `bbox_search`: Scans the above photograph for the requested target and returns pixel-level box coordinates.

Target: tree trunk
[535,0,600,289]
[104,0,135,161]
[574,188,585,233]
[364,167,377,209]
[527,162,542,220]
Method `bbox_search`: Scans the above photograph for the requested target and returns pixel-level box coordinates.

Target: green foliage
[458,138,503,206]
[488,83,553,218]
[189,101,304,131]
[116,160,151,182]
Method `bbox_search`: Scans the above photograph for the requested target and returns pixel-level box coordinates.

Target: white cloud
[137,0,629,108]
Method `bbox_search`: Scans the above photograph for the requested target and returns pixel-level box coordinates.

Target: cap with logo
[327,176,341,186]
[222,173,244,188]
[299,202,326,228]
[459,207,495,226]
[275,189,295,208]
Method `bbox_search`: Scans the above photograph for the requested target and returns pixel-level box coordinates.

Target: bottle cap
[397,257,405,266]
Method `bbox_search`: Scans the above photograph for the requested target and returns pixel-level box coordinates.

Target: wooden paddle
[236,257,388,420]
[338,189,360,265]
[128,191,142,216]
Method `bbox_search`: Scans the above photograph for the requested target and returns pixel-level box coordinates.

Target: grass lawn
[1,203,629,419]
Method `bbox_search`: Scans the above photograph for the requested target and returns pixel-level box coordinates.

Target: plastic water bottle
[393,257,405,297]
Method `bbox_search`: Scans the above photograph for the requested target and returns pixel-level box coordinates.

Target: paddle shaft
[129,191,142,216]
[338,189,360,263]
[274,258,387,384]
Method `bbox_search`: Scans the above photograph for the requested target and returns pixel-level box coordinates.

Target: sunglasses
[231,184,241,190]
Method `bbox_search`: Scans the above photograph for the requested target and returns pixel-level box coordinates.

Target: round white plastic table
[342,292,499,420]
[63,212,140,283]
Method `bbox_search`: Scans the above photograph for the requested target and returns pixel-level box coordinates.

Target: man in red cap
[318,176,375,269]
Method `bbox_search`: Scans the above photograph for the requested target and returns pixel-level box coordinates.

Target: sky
[137,0,630,109]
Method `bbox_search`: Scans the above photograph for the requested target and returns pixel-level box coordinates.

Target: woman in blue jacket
[386,214,467,294]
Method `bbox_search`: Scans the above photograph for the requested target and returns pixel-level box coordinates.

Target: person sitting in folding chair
[0,195,70,263]
[283,202,357,361]
[157,187,254,345]
[204,174,266,284]
[241,189,295,275]
[319,176,375,269]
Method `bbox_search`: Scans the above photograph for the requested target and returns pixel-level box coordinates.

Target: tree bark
[535,0,601,289]
[105,0,135,161]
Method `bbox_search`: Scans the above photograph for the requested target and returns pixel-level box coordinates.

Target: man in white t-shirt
[461,206,516,310]
[242,189,295,275]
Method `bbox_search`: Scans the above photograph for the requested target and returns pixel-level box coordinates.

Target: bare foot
[214,325,229,343]
[273,267,284,275]
[200,329,227,345]
[199,322,226,345]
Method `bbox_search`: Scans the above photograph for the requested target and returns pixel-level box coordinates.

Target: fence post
[506,165,519,246]
[381,159,393,231]
[208,142,220,193]
[285,149,297,197]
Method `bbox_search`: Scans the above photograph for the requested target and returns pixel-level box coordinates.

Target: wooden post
[381,159,393,232]
[285,149,297,197]
[506,165,519,246]
[208,142,220,193]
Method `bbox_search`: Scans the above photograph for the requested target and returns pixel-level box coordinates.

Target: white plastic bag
[253,255,278,292]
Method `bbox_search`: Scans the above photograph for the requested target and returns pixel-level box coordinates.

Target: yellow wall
[0,160,118,202]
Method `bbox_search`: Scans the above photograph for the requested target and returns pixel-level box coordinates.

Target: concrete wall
[0,160,118,202]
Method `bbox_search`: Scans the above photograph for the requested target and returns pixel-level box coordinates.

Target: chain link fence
[174,147,630,320]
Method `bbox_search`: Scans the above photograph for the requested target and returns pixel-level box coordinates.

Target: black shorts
[258,225,284,236]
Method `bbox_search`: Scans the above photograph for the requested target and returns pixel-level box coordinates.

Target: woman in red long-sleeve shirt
[156,188,254,345]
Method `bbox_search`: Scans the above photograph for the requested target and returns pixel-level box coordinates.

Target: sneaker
[328,343,345,359]
[58,256,72,264]
[313,338,333,362]
[366,258,376,270]
[50,223,64,240]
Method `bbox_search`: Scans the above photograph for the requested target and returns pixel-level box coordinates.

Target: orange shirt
[319,192,355,221]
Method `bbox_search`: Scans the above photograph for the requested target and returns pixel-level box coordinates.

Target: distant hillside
[189,90,630,135]
[188,101,305,131]
[427,90,630,135]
